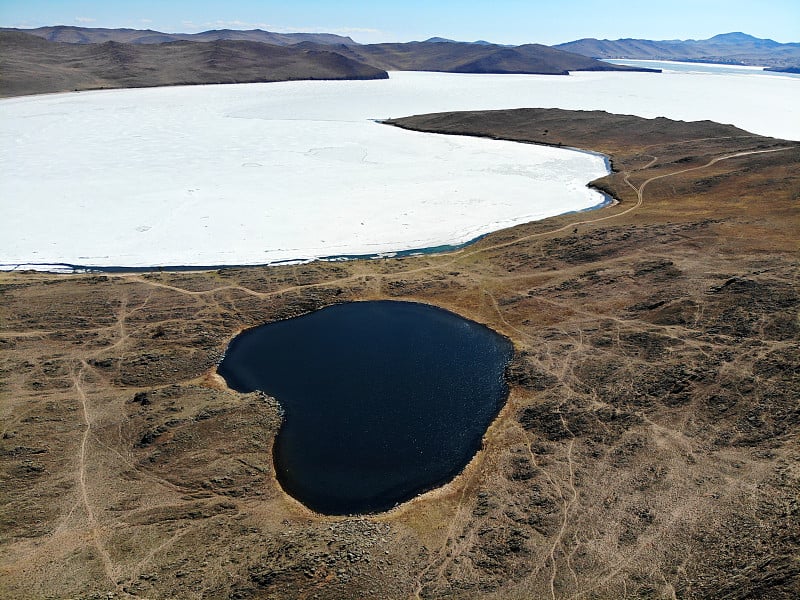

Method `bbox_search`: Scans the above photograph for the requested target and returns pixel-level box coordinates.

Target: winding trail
[123,146,794,305]
[35,140,793,600]
[400,143,795,600]
[72,362,119,589]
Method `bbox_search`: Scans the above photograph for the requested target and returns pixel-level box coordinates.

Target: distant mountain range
[555,32,800,69]
[0,25,357,46]
[0,26,657,97]
[423,37,499,46]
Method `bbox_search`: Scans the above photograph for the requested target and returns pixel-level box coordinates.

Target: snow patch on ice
[2,69,797,271]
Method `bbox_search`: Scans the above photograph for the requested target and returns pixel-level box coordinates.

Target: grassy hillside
[0,25,356,46]
[0,28,660,98]
[303,40,660,74]
[0,31,387,97]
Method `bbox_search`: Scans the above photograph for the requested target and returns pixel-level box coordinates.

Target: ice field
[1,65,797,270]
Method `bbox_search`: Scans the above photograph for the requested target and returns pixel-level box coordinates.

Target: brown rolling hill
[1,26,660,97]
[299,40,660,74]
[0,25,357,46]
[0,31,388,97]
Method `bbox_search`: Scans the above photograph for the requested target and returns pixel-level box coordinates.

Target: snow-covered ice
[1,66,797,270]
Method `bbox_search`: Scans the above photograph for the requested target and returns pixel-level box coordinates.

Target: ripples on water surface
[217,301,513,515]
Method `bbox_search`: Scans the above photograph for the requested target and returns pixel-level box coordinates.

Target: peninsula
[1,108,797,599]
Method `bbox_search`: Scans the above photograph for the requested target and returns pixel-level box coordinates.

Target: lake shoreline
[217,300,514,515]
[2,108,797,599]
[0,194,615,275]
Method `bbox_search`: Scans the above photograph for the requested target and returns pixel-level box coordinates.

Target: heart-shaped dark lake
[217,300,513,515]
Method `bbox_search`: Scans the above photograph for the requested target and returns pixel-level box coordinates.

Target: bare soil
[1,109,798,599]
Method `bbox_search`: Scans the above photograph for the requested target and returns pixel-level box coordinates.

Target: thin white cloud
[206,20,259,29]
[269,24,384,35]
[140,19,153,25]
[197,20,384,36]
[328,27,382,35]
[74,17,96,24]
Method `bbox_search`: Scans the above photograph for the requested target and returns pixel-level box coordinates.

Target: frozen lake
[2,67,798,271]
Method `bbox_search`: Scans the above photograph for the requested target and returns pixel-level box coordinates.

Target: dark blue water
[217,300,513,515]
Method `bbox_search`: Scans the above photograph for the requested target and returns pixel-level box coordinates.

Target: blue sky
[1,1,798,45]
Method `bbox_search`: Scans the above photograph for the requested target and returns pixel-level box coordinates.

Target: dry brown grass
[1,110,798,599]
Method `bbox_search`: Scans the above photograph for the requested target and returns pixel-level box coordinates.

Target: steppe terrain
[0,31,388,98]
[0,28,655,98]
[1,109,798,599]
[301,41,656,75]
[0,25,357,46]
